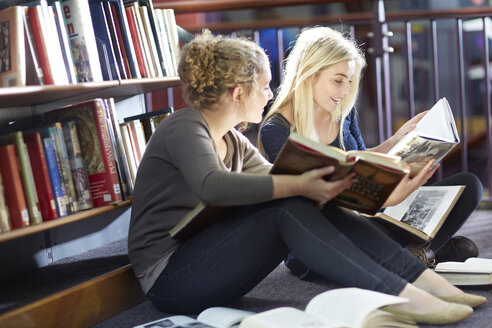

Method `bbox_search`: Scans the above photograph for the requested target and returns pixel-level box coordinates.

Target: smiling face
[241,68,273,124]
[312,59,356,114]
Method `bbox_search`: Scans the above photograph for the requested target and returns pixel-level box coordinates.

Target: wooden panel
[0,265,146,328]
[0,200,131,243]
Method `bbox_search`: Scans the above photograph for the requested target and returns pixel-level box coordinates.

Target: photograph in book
[387,97,459,177]
[435,257,492,286]
[371,185,465,241]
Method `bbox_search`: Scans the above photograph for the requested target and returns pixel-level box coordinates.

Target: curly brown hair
[178,31,270,109]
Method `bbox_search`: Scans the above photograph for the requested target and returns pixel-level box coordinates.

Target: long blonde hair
[259,26,366,152]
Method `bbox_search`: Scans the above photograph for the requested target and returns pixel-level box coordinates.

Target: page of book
[197,307,255,328]
[435,257,492,273]
[413,97,459,143]
[305,288,408,328]
[381,186,464,236]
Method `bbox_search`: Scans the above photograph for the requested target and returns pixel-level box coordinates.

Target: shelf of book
[0,77,181,108]
[0,199,131,244]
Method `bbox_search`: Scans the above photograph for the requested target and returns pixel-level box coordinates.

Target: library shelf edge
[0,199,131,243]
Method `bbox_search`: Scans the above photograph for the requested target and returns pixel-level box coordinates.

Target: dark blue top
[260,108,366,163]
[259,107,366,279]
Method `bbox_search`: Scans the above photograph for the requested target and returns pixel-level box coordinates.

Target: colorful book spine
[125,5,148,78]
[42,136,68,217]
[43,99,123,207]
[61,0,103,82]
[61,121,93,210]
[0,172,12,232]
[0,145,30,229]
[0,6,26,87]
[27,5,55,84]
[24,132,58,221]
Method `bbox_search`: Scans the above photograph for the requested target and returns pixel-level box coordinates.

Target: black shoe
[435,236,479,263]
[407,241,436,268]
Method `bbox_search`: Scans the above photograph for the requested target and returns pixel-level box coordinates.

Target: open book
[271,132,409,215]
[435,257,492,286]
[369,185,464,241]
[387,97,459,177]
[239,288,416,328]
[133,307,254,328]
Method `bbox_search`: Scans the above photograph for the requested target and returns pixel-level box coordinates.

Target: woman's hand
[272,166,357,202]
[382,159,439,207]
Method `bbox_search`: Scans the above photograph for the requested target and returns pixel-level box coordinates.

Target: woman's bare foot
[413,268,463,297]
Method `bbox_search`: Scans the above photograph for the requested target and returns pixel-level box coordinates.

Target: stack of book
[0,0,181,87]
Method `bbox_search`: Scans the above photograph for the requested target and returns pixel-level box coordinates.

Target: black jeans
[147,197,426,314]
[285,172,484,279]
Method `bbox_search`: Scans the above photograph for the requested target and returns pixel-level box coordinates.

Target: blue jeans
[147,197,426,314]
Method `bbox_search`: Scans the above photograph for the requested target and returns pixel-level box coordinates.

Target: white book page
[436,258,492,273]
[133,315,214,328]
[198,307,255,328]
[414,98,459,143]
[304,288,408,328]
[239,307,346,328]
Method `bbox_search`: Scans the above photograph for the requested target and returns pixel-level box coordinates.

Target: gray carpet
[93,209,492,328]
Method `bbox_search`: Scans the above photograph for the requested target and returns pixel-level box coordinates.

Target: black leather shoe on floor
[435,236,479,263]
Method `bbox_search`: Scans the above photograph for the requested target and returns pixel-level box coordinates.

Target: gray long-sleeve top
[128,107,274,292]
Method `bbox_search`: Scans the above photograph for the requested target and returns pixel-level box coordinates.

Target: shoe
[436,293,487,307]
[435,236,479,263]
[406,241,436,268]
[381,303,473,325]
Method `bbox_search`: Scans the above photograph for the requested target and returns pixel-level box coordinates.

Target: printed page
[133,315,215,328]
[305,288,408,328]
[414,98,458,142]
[198,307,255,328]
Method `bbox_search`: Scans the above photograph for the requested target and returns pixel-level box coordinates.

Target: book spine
[125,6,148,77]
[61,0,103,82]
[112,0,139,78]
[24,132,58,221]
[109,2,133,78]
[139,5,163,77]
[133,3,155,77]
[51,1,77,84]
[103,2,127,79]
[0,172,13,232]
[27,5,55,84]
[42,136,69,217]
[0,145,30,229]
[61,121,93,210]
[0,6,26,87]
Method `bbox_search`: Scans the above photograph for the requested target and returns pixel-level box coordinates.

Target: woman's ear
[231,86,243,104]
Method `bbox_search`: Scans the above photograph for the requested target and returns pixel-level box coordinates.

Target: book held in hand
[271,132,409,215]
[370,185,464,242]
[387,97,459,177]
[435,257,492,286]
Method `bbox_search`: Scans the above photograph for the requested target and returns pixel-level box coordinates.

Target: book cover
[0,131,43,224]
[24,132,58,221]
[61,121,93,210]
[103,1,127,79]
[119,122,137,186]
[23,6,45,85]
[51,1,77,84]
[154,8,175,76]
[43,99,123,207]
[42,135,69,217]
[0,5,26,87]
[271,132,409,215]
[125,5,148,77]
[132,3,154,77]
[435,257,492,286]
[0,145,30,229]
[60,0,103,82]
[139,5,163,77]
[0,172,13,232]
[371,185,465,242]
[388,97,459,177]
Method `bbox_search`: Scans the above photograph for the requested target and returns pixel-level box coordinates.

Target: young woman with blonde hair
[128,31,480,324]
[259,26,483,277]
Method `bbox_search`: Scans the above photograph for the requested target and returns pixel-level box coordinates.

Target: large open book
[271,132,409,215]
[435,257,492,286]
[134,288,416,328]
[387,97,459,177]
[369,185,464,241]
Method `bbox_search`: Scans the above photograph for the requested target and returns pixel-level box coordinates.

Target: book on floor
[133,307,254,328]
[387,97,459,177]
[369,185,464,242]
[270,132,410,215]
[435,257,492,286]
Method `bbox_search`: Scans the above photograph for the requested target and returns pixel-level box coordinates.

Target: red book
[43,99,123,207]
[125,6,148,78]
[24,132,58,221]
[0,145,30,229]
[27,5,55,85]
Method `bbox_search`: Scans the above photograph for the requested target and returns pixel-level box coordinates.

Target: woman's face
[242,69,273,123]
[312,59,356,114]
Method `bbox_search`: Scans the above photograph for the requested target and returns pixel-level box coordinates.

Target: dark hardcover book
[271,132,410,215]
[41,135,69,217]
[103,1,128,79]
[0,145,30,229]
[43,99,123,207]
[61,121,94,210]
[0,172,13,232]
[89,0,120,80]
[0,131,43,224]
[24,132,58,221]
[108,2,131,78]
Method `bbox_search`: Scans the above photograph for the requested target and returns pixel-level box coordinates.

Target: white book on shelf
[132,3,155,78]
[139,5,163,77]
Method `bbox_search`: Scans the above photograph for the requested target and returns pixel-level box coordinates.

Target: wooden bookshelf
[0,200,131,243]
